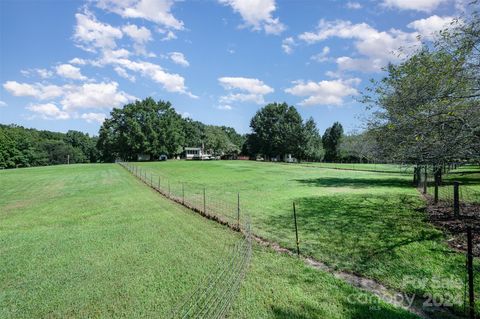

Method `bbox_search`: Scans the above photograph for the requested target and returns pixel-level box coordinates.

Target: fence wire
[119,162,252,318]
[170,222,252,319]
[120,161,479,317]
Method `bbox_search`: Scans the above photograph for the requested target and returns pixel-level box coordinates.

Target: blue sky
[0,0,465,136]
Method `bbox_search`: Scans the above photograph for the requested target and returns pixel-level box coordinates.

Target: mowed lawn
[0,164,418,319]
[136,160,480,315]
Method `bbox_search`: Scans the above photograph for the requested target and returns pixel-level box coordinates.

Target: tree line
[97,99,353,163]
[1,97,376,168]
[96,98,245,162]
[0,124,98,168]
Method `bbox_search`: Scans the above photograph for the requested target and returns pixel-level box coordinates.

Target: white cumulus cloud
[169,52,189,67]
[285,78,360,106]
[81,112,107,123]
[108,58,196,97]
[407,15,456,40]
[122,24,153,55]
[346,2,362,9]
[3,81,63,100]
[311,46,330,63]
[220,0,285,35]
[97,0,184,30]
[382,0,448,12]
[282,37,296,54]
[218,77,274,107]
[219,77,274,95]
[56,64,88,80]
[3,80,137,119]
[60,82,136,111]
[74,10,123,52]
[27,103,70,120]
[299,19,421,72]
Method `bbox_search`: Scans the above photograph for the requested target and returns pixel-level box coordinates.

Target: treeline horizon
[0,98,376,168]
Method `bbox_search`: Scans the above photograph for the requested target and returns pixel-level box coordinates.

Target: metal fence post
[182,183,185,204]
[434,169,439,204]
[203,187,206,214]
[293,202,300,256]
[237,193,240,228]
[467,226,475,319]
[454,181,460,218]
[168,180,171,197]
[158,176,161,190]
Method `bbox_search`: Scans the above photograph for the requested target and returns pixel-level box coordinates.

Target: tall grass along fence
[118,162,252,318]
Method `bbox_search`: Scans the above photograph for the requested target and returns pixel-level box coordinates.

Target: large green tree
[248,102,322,161]
[300,117,323,161]
[322,122,344,162]
[249,102,304,159]
[97,98,186,161]
[97,97,244,161]
[362,12,480,166]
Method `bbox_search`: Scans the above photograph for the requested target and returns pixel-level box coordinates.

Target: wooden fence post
[293,202,300,256]
[467,226,475,319]
[454,181,460,218]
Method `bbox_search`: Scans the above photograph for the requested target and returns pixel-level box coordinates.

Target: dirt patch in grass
[423,196,480,257]
[1,198,35,214]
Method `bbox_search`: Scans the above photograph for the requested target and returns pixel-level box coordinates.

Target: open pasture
[0,164,418,318]
[136,160,480,315]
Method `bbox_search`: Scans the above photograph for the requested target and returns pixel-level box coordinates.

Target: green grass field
[302,162,414,174]
[421,165,480,204]
[136,160,480,315]
[0,164,418,318]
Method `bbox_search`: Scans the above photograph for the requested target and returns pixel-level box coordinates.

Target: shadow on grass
[444,175,480,186]
[294,177,412,189]
[263,193,444,273]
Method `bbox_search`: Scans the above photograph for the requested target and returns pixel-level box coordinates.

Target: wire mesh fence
[119,162,253,317]
[121,162,243,229]
[170,221,252,319]
[119,161,479,318]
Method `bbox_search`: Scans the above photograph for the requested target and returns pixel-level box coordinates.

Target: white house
[184,147,213,160]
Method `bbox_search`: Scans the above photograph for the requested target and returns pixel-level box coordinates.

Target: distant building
[137,154,151,161]
[184,147,216,160]
[185,147,201,160]
[284,154,297,163]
